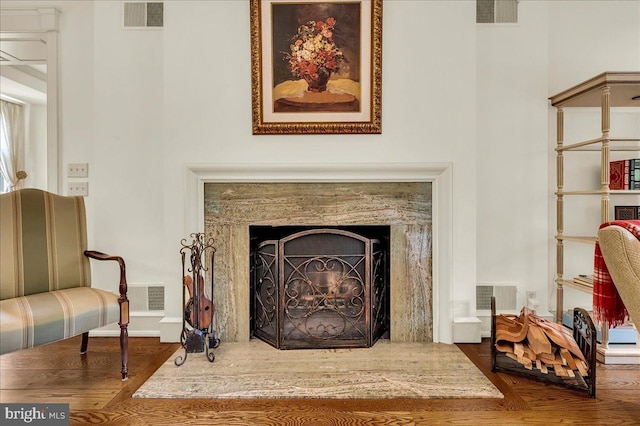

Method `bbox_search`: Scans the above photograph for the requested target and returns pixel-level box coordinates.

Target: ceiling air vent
[124,2,163,29]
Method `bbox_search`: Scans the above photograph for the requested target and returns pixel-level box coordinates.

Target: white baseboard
[159,316,183,342]
[597,343,640,365]
[453,317,482,343]
[90,329,160,337]
[89,313,164,337]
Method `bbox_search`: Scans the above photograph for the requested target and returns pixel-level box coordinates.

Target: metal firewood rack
[491,297,597,397]
[175,233,219,366]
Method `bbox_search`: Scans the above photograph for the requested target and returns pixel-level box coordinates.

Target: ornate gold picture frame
[250,0,382,135]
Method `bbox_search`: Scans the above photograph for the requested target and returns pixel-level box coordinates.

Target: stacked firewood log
[495,307,588,379]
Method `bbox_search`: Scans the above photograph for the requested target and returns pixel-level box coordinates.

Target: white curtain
[0,99,25,192]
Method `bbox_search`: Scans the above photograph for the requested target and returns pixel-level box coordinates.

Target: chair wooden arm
[83,250,130,380]
[84,250,128,297]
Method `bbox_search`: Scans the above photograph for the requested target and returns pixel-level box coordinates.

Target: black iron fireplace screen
[253,228,388,349]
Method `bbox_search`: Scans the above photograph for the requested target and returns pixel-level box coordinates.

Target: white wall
[160,0,478,342]
[548,0,640,95]
[476,1,550,313]
[2,0,638,340]
[23,103,47,190]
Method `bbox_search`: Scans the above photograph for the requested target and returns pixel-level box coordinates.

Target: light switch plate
[68,182,88,196]
[67,163,89,178]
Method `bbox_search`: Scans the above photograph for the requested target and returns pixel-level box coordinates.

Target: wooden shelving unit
[549,72,640,364]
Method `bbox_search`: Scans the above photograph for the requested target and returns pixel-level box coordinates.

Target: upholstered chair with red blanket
[596,221,640,329]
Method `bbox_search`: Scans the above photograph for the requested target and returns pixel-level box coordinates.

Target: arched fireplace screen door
[253,228,388,349]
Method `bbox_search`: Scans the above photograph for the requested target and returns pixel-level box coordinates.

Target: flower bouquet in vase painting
[286,17,344,92]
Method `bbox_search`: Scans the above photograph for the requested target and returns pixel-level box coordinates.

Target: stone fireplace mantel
[176,162,453,344]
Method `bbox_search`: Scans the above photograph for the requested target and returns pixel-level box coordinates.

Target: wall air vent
[476,284,518,311]
[477,0,518,24]
[128,284,165,312]
[124,2,163,29]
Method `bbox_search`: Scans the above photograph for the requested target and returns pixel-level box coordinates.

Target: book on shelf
[632,159,640,190]
[610,158,640,190]
[610,160,626,189]
[615,205,640,220]
[572,275,593,287]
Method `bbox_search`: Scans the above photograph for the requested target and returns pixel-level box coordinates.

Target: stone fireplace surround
[178,162,454,344]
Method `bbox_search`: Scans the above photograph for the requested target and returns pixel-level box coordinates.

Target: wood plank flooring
[1,336,639,425]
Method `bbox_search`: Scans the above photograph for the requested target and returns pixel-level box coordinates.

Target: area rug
[134,340,503,399]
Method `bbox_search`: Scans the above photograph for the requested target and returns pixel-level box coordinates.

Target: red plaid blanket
[593,220,640,326]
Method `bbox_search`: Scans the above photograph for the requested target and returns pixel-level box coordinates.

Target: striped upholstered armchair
[0,188,129,380]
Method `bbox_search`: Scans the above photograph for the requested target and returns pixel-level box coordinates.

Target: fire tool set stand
[175,233,219,366]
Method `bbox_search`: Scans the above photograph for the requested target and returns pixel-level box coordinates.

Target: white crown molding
[0,8,60,32]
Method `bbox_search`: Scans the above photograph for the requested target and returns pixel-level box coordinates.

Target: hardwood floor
[1,336,639,425]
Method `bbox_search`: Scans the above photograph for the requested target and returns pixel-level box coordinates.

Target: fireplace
[176,163,457,346]
[251,226,390,349]
[200,180,433,344]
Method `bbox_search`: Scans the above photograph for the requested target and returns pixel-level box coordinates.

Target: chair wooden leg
[80,332,89,354]
[119,297,130,380]
[120,324,129,380]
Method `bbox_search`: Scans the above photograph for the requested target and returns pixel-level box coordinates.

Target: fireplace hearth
[251,226,390,349]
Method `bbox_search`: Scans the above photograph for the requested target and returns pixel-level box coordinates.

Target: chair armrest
[84,250,128,298]
[84,250,130,380]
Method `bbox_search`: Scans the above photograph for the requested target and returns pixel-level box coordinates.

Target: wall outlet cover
[67,182,88,196]
[67,163,89,178]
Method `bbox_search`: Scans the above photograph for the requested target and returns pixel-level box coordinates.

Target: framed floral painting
[250,0,382,134]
